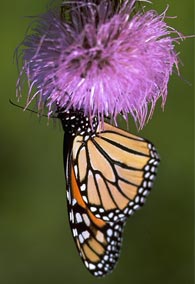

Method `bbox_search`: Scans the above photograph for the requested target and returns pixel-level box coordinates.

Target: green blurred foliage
[0,1,194,284]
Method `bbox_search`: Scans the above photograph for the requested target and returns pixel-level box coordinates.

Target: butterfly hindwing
[66,159,126,277]
[72,123,160,223]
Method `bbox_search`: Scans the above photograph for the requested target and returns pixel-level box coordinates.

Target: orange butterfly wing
[66,159,126,277]
[71,123,160,222]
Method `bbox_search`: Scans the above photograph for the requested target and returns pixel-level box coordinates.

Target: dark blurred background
[0,1,194,284]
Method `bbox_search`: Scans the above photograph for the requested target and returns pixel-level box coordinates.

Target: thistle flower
[16,0,182,128]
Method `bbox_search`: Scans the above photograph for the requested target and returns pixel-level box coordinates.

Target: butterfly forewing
[72,123,160,223]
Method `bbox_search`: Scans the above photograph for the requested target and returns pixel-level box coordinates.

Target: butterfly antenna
[9,99,57,119]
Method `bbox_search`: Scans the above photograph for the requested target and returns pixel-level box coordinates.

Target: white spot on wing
[66,190,71,204]
[90,206,97,212]
[74,165,78,178]
[81,184,86,191]
[107,229,113,237]
[89,263,96,270]
[82,230,90,240]
[69,211,74,223]
[98,263,103,268]
[108,212,114,218]
[85,260,89,268]
[79,234,84,244]
[73,228,78,237]
[83,196,88,203]
[75,212,82,223]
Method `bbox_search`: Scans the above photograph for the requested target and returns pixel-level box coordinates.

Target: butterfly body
[58,109,160,277]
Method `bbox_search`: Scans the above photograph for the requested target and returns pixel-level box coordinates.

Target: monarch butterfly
[58,108,160,277]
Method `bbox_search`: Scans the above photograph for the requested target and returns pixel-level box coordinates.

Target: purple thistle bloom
[16,0,182,128]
